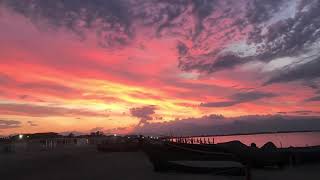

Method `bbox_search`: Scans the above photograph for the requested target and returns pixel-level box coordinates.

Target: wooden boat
[143,142,238,161]
[144,141,292,169]
[143,142,247,175]
[214,141,290,168]
[153,160,246,175]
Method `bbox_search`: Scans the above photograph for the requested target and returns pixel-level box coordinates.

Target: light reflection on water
[176,132,320,148]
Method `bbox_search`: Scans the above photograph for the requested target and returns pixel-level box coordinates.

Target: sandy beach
[1,145,319,180]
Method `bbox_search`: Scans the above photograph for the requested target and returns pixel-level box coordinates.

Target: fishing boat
[152,160,247,175]
[144,141,291,169]
[143,142,238,161]
[214,141,290,168]
[143,142,247,176]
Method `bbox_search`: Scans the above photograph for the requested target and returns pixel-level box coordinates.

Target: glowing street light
[19,134,24,139]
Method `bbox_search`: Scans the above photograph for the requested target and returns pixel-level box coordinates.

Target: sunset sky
[1,0,320,136]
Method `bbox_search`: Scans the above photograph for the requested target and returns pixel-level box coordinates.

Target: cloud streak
[0,119,21,129]
[0,103,109,117]
[201,91,277,107]
[306,96,320,102]
[265,57,320,85]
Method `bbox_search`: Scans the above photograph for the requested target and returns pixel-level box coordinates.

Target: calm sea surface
[180,132,320,148]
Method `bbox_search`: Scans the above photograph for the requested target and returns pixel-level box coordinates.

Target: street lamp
[19,134,24,140]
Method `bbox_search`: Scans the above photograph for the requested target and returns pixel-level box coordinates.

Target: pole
[245,164,251,180]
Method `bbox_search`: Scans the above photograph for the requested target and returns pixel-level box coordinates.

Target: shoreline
[167,130,320,139]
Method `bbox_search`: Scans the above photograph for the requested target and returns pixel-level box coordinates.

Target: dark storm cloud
[207,54,247,73]
[178,51,248,73]
[201,101,238,108]
[252,0,320,61]
[134,114,320,136]
[176,41,189,56]
[178,0,320,82]
[0,119,21,129]
[201,91,277,107]
[306,95,320,102]
[246,0,285,24]
[1,0,133,47]
[277,110,320,115]
[265,57,320,85]
[0,0,220,45]
[2,0,320,85]
[2,0,131,28]
[151,1,190,35]
[1,0,216,45]
[191,0,216,38]
[230,91,276,102]
[293,110,320,115]
[303,80,320,90]
[135,0,216,37]
[130,105,156,126]
[176,2,250,73]
[247,0,320,86]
